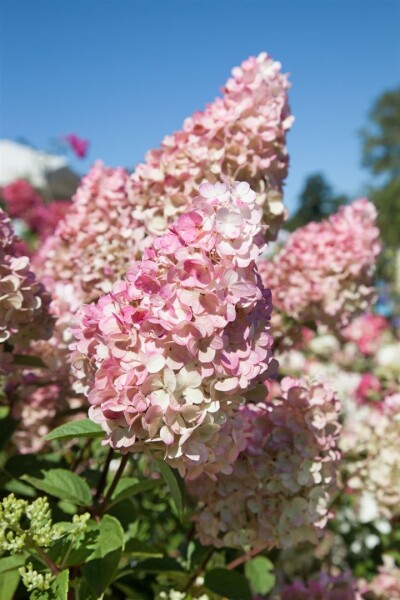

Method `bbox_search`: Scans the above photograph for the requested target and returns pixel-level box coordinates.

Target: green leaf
[0,554,26,573]
[44,418,104,442]
[123,539,163,558]
[48,522,99,568]
[21,469,92,506]
[0,570,20,600]
[108,477,161,508]
[154,459,184,519]
[204,568,252,600]
[81,515,124,597]
[244,556,276,595]
[31,569,69,600]
[5,478,36,497]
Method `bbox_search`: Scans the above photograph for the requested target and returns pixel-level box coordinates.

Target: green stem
[94,447,114,501]
[33,542,60,576]
[97,454,129,516]
[183,547,214,593]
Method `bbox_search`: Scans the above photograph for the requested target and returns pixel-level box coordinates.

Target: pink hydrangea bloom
[35,52,292,312]
[128,52,293,242]
[355,373,381,405]
[33,162,133,305]
[28,200,71,241]
[343,312,390,355]
[2,179,43,220]
[0,208,53,371]
[71,181,275,480]
[258,200,381,329]
[2,179,71,242]
[189,376,341,548]
[64,134,89,158]
[280,572,361,600]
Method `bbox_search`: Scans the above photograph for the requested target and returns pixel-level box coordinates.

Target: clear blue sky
[1,0,399,213]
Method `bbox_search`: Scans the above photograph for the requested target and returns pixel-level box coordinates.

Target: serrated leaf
[31,569,69,600]
[244,556,275,595]
[108,477,161,508]
[81,515,124,597]
[205,568,252,600]
[44,418,104,442]
[0,554,26,573]
[0,570,20,600]
[21,469,92,506]
[154,459,184,519]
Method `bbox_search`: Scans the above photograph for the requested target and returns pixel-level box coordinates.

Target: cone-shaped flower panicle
[71,182,275,479]
[258,199,381,329]
[128,52,293,242]
[189,376,341,548]
[33,162,132,305]
[35,53,292,313]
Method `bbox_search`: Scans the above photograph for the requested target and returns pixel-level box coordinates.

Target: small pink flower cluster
[71,182,274,479]
[64,133,89,158]
[279,572,361,600]
[0,208,53,371]
[10,380,62,453]
[258,200,381,328]
[189,377,341,549]
[2,179,70,242]
[340,393,400,520]
[128,52,293,241]
[343,312,389,356]
[355,373,381,405]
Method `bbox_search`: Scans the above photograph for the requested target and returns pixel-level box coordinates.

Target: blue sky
[1,0,399,213]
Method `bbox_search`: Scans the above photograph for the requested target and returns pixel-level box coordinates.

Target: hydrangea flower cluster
[2,179,70,242]
[189,376,341,549]
[258,199,381,329]
[279,572,360,600]
[72,181,274,479]
[342,312,390,356]
[340,393,400,521]
[128,52,293,242]
[33,162,132,305]
[35,52,292,314]
[10,379,64,453]
[0,208,53,371]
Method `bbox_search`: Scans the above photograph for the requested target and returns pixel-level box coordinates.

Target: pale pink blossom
[189,377,341,549]
[0,208,53,372]
[71,182,274,479]
[258,199,381,330]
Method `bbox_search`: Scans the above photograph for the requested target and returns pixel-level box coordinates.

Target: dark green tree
[361,87,400,180]
[361,86,400,249]
[286,173,347,231]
